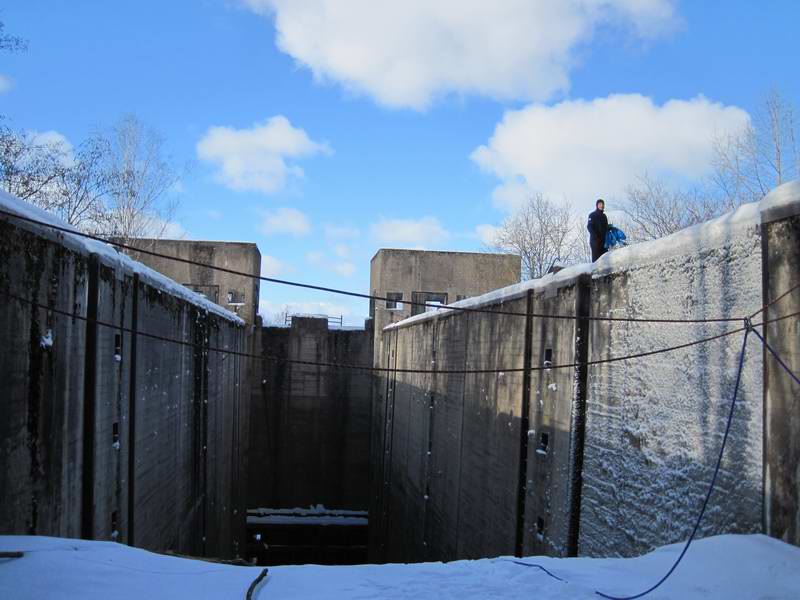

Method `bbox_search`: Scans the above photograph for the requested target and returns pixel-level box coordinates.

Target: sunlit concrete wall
[372,183,800,561]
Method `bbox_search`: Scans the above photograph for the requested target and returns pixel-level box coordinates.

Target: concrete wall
[121,239,261,326]
[370,249,521,353]
[0,210,248,559]
[762,200,800,546]
[372,186,800,561]
[249,318,373,512]
[580,221,763,557]
[370,277,589,563]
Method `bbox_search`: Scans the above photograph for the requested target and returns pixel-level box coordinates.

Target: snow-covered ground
[1,534,798,599]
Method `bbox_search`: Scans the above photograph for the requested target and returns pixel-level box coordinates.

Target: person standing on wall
[587,198,609,262]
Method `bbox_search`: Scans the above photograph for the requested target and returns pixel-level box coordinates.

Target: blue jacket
[605,226,626,249]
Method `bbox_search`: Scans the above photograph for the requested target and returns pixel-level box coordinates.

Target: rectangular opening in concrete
[536,516,546,540]
[544,348,553,367]
[386,292,404,310]
[537,432,550,455]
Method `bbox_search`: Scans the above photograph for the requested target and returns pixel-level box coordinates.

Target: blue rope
[499,559,566,582]
[751,329,800,386]
[594,328,751,600]
[505,322,796,598]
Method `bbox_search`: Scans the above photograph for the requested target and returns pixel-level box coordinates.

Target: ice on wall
[579,204,766,557]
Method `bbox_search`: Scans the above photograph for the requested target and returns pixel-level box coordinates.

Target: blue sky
[2,1,798,324]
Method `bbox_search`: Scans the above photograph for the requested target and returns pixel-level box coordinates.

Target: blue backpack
[605,226,627,250]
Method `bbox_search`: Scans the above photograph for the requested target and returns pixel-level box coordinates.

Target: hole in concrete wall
[411,292,448,316]
[114,333,122,358]
[543,348,552,367]
[536,516,545,539]
[537,432,549,455]
[112,422,120,448]
[386,292,404,310]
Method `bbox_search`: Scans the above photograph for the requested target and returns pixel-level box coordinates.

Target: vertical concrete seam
[514,289,535,557]
[126,274,139,547]
[81,253,100,540]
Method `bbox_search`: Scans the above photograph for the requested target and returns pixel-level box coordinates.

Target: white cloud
[196,115,331,194]
[141,216,189,240]
[306,250,356,277]
[332,243,350,258]
[471,94,750,212]
[0,75,14,94]
[306,250,324,264]
[243,0,678,109]
[323,223,360,239]
[261,254,290,277]
[259,207,311,236]
[333,261,355,277]
[370,216,450,248]
[475,224,502,247]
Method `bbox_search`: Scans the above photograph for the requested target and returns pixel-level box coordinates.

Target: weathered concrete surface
[121,239,261,325]
[371,188,800,561]
[581,225,764,557]
[370,278,588,563]
[762,205,800,546]
[249,318,373,512]
[0,213,247,560]
[369,249,521,357]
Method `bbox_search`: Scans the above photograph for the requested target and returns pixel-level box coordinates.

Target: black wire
[0,207,747,324]
[2,287,758,375]
[751,329,800,386]
[749,281,800,320]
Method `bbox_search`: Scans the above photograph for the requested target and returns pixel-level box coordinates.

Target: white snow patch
[1,534,799,599]
[39,329,53,348]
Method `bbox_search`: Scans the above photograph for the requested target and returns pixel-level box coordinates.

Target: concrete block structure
[120,239,262,325]
[0,192,249,559]
[369,249,521,351]
[370,182,800,562]
[761,189,800,547]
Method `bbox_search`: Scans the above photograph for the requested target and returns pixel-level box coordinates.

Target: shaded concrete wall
[0,215,248,559]
[370,278,589,563]
[249,318,372,511]
[372,193,800,561]
[762,203,800,546]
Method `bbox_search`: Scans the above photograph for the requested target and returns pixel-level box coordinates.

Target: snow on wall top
[0,190,244,325]
[386,180,800,332]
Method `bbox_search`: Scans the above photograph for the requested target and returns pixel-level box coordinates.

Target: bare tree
[619,174,722,242]
[0,123,67,207]
[0,20,27,53]
[50,137,109,229]
[712,89,799,206]
[492,194,582,280]
[1,115,182,238]
[92,115,180,242]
